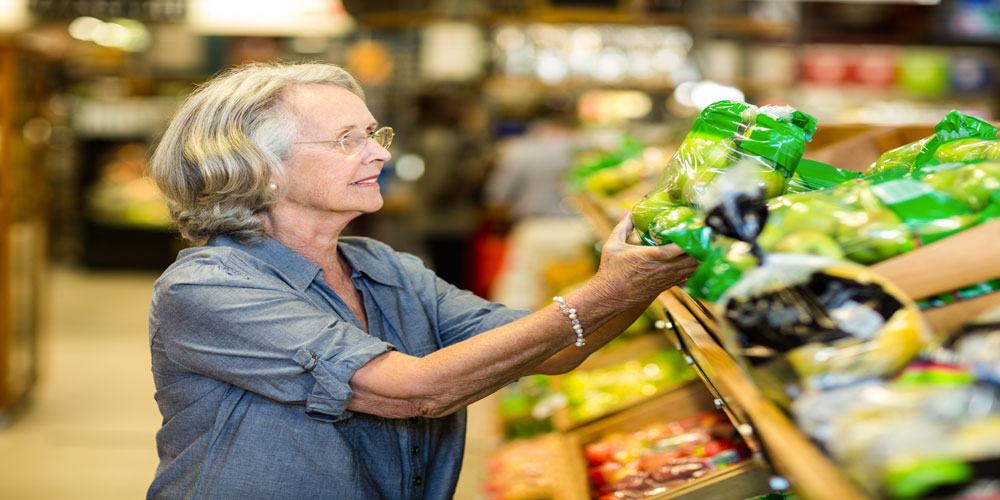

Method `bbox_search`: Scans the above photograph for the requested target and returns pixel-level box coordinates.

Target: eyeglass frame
[293,126,394,155]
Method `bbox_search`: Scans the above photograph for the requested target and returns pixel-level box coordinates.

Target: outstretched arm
[346,213,698,419]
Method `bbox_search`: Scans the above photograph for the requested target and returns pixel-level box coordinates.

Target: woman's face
[281,84,390,218]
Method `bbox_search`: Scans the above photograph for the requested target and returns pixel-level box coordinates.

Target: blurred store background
[0,0,998,498]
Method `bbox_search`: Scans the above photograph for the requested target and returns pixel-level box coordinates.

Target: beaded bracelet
[553,296,585,347]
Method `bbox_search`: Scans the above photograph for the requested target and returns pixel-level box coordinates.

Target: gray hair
[149,61,364,243]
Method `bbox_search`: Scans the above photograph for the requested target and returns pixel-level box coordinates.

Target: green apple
[780,199,841,235]
[866,136,931,175]
[920,166,965,195]
[836,209,915,264]
[671,137,720,199]
[698,138,733,172]
[680,168,716,205]
[984,140,1000,160]
[838,184,885,213]
[738,158,788,199]
[912,213,979,244]
[774,231,846,259]
[933,138,993,163]
[649,204,696,236]
[756,221,786,251]
[948,161,1000,212]
[631,190,677,234]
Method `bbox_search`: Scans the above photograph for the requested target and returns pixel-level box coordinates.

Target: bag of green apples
[630,100,817,243]
[687,159,1000,302]
[865,110,999,175]
[715,253,931,409]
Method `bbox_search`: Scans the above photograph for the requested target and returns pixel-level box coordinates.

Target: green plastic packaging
[865,110,998,175]
[785,158,863,194]
[631,100,816,238]
[687,160,1000,302]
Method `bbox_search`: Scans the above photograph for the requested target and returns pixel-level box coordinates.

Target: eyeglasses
[294,126,394,155]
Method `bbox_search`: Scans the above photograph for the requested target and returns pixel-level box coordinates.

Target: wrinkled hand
[592,211,700,305]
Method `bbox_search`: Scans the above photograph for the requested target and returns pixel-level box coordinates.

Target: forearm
[528,297,654,376]
[347,279,646,418]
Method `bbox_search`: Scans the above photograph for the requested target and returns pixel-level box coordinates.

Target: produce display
[583,410,752,499]
[498,374,559,439]
[496,318,684,438]
[490,101,1000,500]
[656,158,1000,302]
[758,160,1000,263]
[568,136,667,198]
[630,100,817,237]
[715,254,931,408]
[791,306,1000,499]
[560,348,695,425]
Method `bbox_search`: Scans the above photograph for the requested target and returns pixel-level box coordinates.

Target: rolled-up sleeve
[153,261,394,422]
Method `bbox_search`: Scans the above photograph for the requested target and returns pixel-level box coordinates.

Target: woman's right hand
[590,211,700,307]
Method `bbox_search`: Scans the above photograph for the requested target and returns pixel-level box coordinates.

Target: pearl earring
[268,183,277,191]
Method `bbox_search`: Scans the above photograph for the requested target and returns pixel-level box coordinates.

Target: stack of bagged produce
[629,105,1000,303]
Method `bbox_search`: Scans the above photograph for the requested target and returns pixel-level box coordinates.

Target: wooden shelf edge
[657,290,872,500]
[922,291,1000,334]
[870,217,1000,300]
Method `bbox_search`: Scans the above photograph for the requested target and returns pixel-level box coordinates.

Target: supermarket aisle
[0,265,498,499]
[0,266,162,499]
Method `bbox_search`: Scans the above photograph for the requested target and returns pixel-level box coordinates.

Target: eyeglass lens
[374,127,393,148]
[343,127,393,154]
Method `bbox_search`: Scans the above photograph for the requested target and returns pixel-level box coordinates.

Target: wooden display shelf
[562,381,773,500]
[657,290,871,500]
[870,217,1000,334]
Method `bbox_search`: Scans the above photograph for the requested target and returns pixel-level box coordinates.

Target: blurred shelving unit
[0,42,52,421]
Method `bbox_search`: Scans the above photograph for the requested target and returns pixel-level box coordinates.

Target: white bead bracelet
[553,296,585,347]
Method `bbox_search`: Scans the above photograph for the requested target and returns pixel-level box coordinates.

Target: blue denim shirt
[147,235,529,499]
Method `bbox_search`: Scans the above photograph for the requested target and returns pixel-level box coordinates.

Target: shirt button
[413,476,423,486]
[412,446,420,455]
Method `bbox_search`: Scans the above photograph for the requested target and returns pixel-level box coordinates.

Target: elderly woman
[146,61,697,499]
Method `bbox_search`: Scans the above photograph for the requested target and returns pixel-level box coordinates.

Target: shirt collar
[207,235,321,292]
[207,235,403,290]
[337,238,404,288]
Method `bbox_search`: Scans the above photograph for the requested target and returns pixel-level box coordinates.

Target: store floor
[0,266,498,499]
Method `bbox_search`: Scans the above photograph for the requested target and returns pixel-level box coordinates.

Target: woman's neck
[264,204,358,271]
